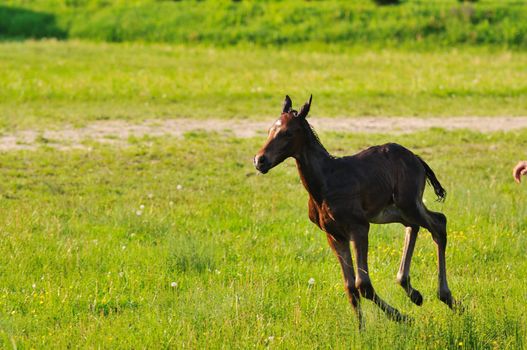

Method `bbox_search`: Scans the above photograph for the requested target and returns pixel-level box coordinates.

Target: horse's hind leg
[397,225,423,306]
[351,224,410,323]
[426,210,455,308]
[371,208,424,306]
[401,203,456,309]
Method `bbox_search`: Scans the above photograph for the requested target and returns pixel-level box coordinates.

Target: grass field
[1,41,527,132]
[0,128,526,348]
[3,0,527,48]
[2,9,527,347]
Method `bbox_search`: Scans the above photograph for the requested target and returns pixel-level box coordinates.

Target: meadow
[1,1,527,348]
[1,41,527,131]
[0,128,526,348]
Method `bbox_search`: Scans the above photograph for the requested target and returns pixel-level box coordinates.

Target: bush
[0,6,67,39]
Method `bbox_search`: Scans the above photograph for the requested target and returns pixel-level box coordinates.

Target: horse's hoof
[397,313,413,325]
[389,310,413,324]
[451,298,464,314]
[409,290,423,306]
[438,290,453,308]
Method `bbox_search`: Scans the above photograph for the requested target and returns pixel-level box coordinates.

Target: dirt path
[1,116,527,151]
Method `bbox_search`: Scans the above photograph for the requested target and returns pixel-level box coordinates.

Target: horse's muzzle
[254,154,270,174]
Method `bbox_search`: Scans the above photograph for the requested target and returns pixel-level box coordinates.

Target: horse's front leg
[326,233,363,329]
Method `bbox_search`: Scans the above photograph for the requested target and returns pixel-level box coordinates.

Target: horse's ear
[297,94,312,119]
[282,95,292,113]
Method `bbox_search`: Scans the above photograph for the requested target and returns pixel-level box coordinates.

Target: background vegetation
[1,0,526,349]
[1,0,527,48]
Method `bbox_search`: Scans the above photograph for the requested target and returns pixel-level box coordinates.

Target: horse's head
[254,95,312,174]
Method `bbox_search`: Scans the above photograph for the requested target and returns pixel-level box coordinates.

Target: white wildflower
[308,277,315,286]
[171,281,178,288]
[176,184,183,190]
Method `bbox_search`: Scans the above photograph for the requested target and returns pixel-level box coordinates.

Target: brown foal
[254,95,457,328]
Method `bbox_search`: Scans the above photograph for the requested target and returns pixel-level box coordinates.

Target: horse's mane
[301,118,335,159]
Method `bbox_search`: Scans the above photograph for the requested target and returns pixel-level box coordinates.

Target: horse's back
[354,143,415,161]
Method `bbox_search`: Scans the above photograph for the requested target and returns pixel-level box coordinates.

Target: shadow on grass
[0,6,66,40]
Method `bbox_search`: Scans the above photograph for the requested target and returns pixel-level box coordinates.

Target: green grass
[1,17,527,347]
[2,0,527,48]
[1,41,527,131]
[0,128,526,348]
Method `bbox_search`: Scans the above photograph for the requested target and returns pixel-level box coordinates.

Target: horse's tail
[417,156,446,202]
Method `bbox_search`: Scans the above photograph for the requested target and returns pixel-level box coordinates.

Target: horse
[253,95,457,328]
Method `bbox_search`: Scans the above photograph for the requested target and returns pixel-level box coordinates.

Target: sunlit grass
[3,0,527,49]
[1,41,527,131]
[0,129,525,348]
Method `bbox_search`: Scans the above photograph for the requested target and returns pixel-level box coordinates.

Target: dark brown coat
[254,96,458,328]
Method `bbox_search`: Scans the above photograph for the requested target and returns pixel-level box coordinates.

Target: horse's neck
[295,141,332,203]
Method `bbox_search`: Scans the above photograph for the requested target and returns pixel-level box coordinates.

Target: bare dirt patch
[1,116,527,151]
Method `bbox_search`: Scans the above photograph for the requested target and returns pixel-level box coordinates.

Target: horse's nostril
[255,155,266,166]
[254,155,269,172]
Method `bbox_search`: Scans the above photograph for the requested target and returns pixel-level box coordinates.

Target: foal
[254,95,457,328]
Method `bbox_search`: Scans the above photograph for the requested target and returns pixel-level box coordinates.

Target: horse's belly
[368,205,403,224]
